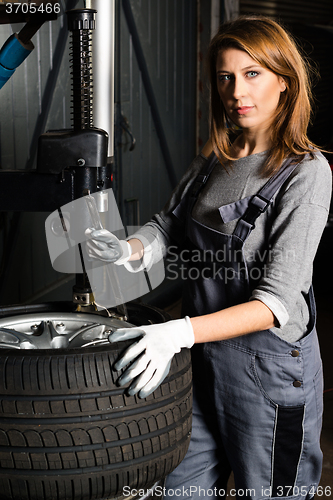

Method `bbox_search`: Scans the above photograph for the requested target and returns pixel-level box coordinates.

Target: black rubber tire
[0,303,192,500]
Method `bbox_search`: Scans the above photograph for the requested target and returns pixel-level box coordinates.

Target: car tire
[0,302,192,500]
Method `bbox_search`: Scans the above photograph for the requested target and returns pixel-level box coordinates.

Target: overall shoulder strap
[190,152,219,200]
[234,155,307,241]
[172,152,219,222]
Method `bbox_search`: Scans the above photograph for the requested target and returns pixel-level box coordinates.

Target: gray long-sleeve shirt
[129,150,332,342]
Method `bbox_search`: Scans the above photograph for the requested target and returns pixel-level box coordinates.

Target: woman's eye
[218,74,231,82]
[247,71,259,78]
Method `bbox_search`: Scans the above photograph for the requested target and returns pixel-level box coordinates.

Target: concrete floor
[165,293,333,492]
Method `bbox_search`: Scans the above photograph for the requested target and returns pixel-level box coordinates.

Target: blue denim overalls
[165,154,323,500]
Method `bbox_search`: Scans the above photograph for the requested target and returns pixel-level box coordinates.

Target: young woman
[87,15,332,500]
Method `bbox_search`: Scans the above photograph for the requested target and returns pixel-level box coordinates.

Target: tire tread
[0,345,192,500]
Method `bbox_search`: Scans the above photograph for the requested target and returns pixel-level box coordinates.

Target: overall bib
[165,154,323,500]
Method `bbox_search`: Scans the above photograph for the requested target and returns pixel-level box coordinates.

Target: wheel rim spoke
[0,313,132,350]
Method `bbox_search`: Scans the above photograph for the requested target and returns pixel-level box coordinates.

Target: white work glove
[85,228,132,265]
[109,317,195,398]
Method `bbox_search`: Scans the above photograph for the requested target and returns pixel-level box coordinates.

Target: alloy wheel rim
[0,312,133,349]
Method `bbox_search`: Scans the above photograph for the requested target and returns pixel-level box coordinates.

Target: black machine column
[37,8,111,198]
[0,8,114,310]
[38,8,112,308]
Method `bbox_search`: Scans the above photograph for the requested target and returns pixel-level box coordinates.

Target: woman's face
[216,48,286,134]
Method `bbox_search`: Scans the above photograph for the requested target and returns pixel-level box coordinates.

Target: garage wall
[239,0,332,24]
[116,0,196,227]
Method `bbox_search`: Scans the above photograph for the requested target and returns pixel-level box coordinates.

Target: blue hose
[0,33,34,89]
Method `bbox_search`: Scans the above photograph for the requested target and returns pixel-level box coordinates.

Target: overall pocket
[251,352,314,497]
[251,353,305,407]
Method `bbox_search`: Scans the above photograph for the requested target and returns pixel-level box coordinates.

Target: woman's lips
[235,106,254,115]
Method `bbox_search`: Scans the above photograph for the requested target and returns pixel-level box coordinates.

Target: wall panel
[117,0,196,226]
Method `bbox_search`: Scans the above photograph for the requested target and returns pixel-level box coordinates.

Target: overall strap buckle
[234,155,303,242]
[242,195,271,228]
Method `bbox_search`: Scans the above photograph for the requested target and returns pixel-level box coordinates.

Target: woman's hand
[109,317,194,398]
[85,228,132,264]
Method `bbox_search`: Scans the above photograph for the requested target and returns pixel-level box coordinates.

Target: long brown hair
[207,15,319,176]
